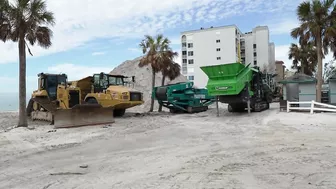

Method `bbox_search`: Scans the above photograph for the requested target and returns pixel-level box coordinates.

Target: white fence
[287,100,336,114]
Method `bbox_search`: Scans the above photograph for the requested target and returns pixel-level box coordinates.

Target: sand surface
[0,103,336,189]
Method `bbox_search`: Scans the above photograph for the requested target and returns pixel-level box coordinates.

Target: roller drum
[155,87,168,101]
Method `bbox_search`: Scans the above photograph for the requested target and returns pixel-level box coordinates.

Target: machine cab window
[93,73,126,92]
[109,76,124,86]
[38,73,67,100]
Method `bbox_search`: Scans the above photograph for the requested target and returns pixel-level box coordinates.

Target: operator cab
[92,72,127,93]
[38,73,67,101]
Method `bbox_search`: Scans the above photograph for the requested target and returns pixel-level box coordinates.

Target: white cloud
[174,48,182,65]
[47,63,113,81]
[169,36,181,45]
[0,0,298,64]
[127,48,141,53]
[92,51,106,56]
[268,18,299,36]
[275,44,335,70]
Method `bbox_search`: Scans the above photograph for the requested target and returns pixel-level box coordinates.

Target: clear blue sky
[0,0,333,93]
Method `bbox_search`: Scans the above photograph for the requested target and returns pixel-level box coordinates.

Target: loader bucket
[54,104,115,128]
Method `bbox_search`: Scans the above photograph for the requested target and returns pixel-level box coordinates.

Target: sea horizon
[0,93,31,112]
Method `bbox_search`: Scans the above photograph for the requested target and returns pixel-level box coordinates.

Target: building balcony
[182,55,187,59]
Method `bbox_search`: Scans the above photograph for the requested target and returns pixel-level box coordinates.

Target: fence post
[287,101,290,113]
[310,100,314,114]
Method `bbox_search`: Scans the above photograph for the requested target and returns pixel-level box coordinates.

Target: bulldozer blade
[54,104,115,128]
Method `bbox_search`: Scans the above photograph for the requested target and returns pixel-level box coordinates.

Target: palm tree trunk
[149,68,155,112]
[316,35,323,103]
[18,37,28,127]
[301,64,305,74]
[158,75,166,112]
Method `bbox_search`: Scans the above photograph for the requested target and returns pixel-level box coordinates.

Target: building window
[254,52,257,56]
[188,43,193,48]
[216,48,220,51]
[188,76,194,80]
[253,44,256,48]
[217,57,221,60]
[188,59,194,64]
[216,39,220,43]
[188,51,194,56]
[254,61,257,65]
[182,67,187,74]
[182,59,187,63]
[182,43,186,47]
[182,51,187,55]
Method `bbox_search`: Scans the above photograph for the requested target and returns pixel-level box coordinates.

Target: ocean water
[0,93,31,111]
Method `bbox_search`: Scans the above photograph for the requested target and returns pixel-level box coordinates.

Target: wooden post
[216,96,219,117]
[245,82,251,114]
[310,100,314,114]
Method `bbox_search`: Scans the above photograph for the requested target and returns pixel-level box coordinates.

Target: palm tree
[323,60,336,81]
[139,34,171,112]
[160,51,180,86]
[288,42,317,76]
[291,0,336,102]
[0,0,55,127]
[158,55,181,112]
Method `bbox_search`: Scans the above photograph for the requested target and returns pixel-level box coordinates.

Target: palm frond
[1,0,55,50]
[35,26,52,48]
[297,1,312,22]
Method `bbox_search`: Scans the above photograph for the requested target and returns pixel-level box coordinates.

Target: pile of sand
[110,56,188,112]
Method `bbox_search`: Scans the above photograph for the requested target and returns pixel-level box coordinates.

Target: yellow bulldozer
[26,72,144,128]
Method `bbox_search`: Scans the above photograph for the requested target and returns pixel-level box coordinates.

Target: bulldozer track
[27,98,57,123]
[31,111,53,122]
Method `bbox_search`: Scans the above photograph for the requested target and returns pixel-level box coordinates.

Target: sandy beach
[0,103,335,189]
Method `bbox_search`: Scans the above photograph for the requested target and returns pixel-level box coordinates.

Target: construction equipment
[201,62,274,113]
[26,73,115,128]
[152,82,215,113]
[262,72,280,101]
[69,72,144,117]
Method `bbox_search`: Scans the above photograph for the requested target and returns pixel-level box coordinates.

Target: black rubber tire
[228,104,233,112]
[86,98,98,104]
[169,108,177,113]
[114,109,126,117]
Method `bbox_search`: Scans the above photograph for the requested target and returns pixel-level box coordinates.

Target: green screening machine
[152,82,215,113]
[200,62,273,112]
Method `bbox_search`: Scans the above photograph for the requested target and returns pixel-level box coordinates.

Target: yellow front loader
[26,73,115,128]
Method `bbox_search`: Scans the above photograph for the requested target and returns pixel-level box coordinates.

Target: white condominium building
[180,25,275,88]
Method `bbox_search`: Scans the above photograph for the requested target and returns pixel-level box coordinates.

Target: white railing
[287,100,336,114]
